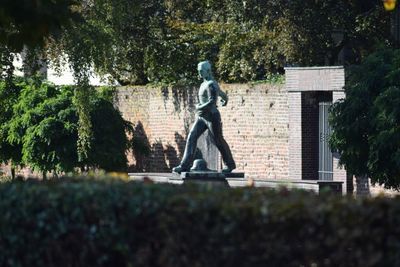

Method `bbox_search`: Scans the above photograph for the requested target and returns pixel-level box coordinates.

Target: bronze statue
[172,61,236,174]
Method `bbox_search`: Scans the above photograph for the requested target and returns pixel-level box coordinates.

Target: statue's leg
[179,118,207,169]
[207,113,236,169]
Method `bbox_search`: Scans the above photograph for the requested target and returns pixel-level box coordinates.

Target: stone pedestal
[169,159,244,186]
[181,171,226,179]
[167,170,245,187]
[179,171,229,186]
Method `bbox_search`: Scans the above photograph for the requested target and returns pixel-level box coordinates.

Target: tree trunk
[346,172,354,195]
[355,174,370,196]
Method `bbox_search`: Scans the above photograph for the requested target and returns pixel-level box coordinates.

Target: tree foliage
[0,79,132,176]
[7,81,79,174]
[330,49,400,190]
[0,0,80,51]
[0,0,95,159]
[0,0,394,171]
[1,0,391,163]
[86,95,133,172]
[47,0,392,85]
[0,78,23,168]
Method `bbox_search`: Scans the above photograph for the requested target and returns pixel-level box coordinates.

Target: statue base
[129,160,244,187]
[168,171,244,187]
[181,171,226,179]
[179,171,228,186]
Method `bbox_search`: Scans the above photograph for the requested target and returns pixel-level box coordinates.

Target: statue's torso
[199,80,220,103]
[198,80,219,116]
[198,81,212,104]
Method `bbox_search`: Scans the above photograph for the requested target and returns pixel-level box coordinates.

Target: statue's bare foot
[172,165,189,174]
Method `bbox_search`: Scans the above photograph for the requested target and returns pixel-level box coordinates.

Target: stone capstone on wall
[286,66,345,92]
[115,83,289,179]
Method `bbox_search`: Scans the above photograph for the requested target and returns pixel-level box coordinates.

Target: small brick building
[286,66,347,193]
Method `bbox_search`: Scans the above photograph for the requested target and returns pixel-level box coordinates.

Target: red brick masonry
[115,83,289,180]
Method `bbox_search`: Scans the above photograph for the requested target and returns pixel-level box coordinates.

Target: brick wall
[115,83,289,179]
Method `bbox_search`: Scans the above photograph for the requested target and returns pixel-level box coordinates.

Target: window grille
[318,102,333,180]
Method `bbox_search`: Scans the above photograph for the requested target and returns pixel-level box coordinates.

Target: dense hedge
[0,178,399,267]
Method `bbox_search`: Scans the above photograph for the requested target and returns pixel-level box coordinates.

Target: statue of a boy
[172,61,236,173]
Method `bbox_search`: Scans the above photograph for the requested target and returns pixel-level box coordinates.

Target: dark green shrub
[86,97,132,172]
[0,78,23,169]
[8,81,79,174]
[330,49,400,189]
[0,178,399,267]
[1,79,132,175]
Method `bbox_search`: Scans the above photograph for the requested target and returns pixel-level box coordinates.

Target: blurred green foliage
[0,178,399,266]
[0,79,133,176]
[330,49,400,190]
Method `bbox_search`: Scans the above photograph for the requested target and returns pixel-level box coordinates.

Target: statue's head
[197,61,213,80]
